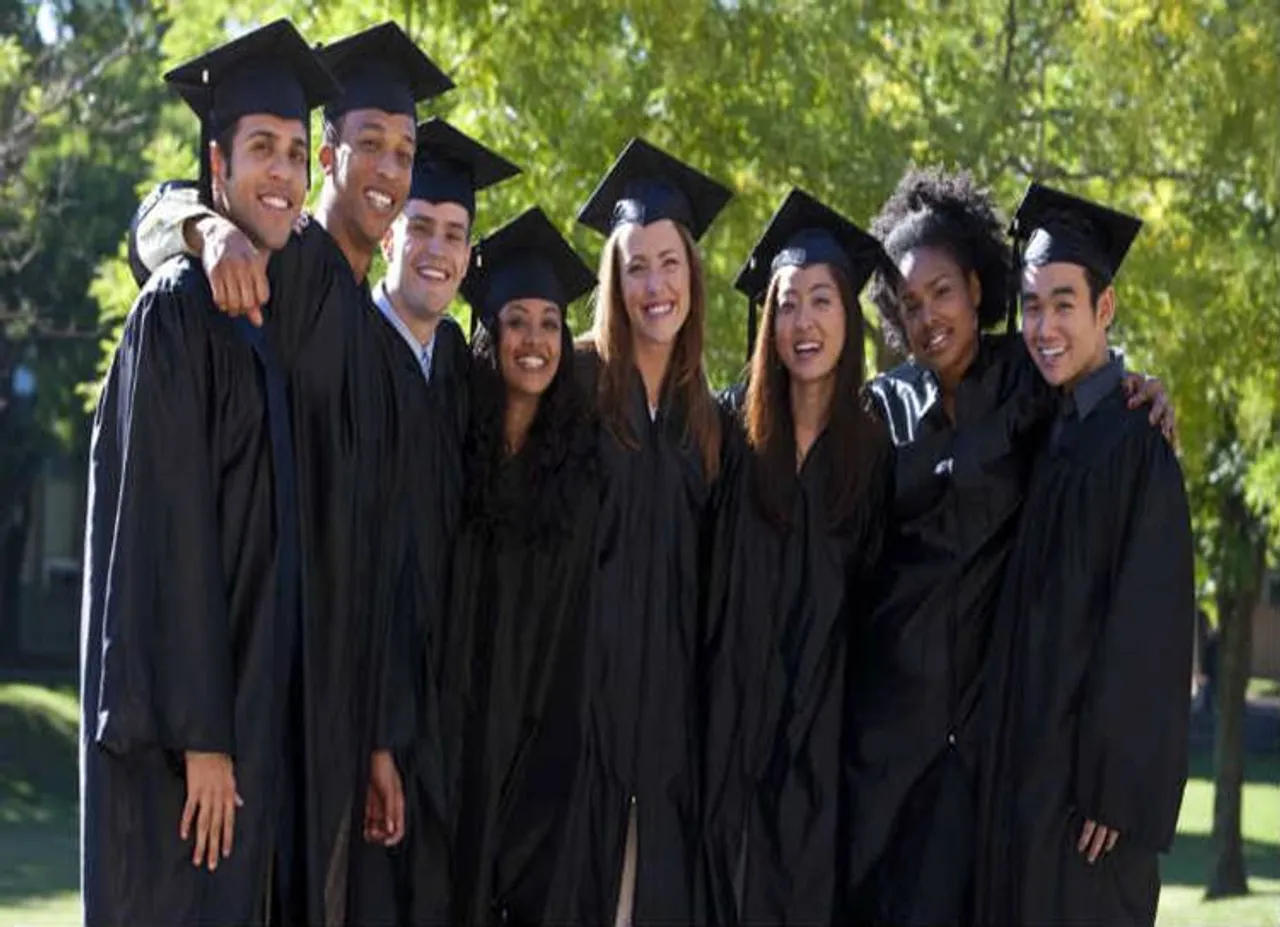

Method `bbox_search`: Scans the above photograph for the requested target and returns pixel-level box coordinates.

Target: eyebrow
[657,248,681,259]
[1050,285,1080,298]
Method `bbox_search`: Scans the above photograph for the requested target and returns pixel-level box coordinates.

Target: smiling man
[355,116,520,927]
[973,183,1194,927]
[123,20,459,924]
[80,21,340,926]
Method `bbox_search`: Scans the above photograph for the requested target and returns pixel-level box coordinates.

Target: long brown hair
[584,221,721,481]
[744,263,884,528]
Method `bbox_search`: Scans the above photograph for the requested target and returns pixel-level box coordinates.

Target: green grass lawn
[0,681,1276,926]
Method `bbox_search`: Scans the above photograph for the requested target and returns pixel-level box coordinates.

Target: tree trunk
[1205,488,1264,899]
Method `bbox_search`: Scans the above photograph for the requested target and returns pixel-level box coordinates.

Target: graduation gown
[561,351,713,924]
[355,312,471,927]
[702,416,888,926]
[442,419,601,926]
[844,334,1053,924]
[124,199,422,924]
[973,385,1194,927]
[81,257,297,926]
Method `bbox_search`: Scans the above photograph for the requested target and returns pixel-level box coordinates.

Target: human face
[211,113,308,251]
[322,108,415,249]
[773,263,846,387]
[617,219,691,348]
[382,200,471,321]
[897,245,981,385]
[1021,261,1113,390]
[497,298,563,401]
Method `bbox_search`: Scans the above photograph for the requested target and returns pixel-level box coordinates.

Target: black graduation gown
[973,390,1194,927]
[122,201,417,924]
[562,351,713,924]
[81,258,294,926]
[354,313,470,927]
[442,432,602,926]
[702,419,888,926]
[844,334,1053,924]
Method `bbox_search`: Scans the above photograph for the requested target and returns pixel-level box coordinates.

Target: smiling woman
[566,138,731,925]
[443,206,600,925]
[702,188,891,924]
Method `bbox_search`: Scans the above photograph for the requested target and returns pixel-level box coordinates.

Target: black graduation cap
[1011,182,1143,286]
[462,206,596,334]
[317,21,454,122]
[409,118,521,218]
[732,188,889,357]
[577,137,732,241]
[164,19,339,206]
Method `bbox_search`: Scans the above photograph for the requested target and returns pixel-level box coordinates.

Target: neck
[504,391,538,455]
[1065,343,1110,394]
[938,335,981,398]
[387,283,441,348]
[790,375,834,468]
[315,186,374,283]
[633,337,675,407]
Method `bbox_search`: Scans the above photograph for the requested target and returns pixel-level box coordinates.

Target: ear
[1096,285,1117,330]
[318,140,335,179]
[967,269,982,315]
[460,240,473,280]
[208,139,230,202]
[381,220,398,264]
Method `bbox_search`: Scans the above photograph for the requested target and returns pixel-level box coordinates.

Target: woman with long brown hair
[438,207,600,927]
[564,138,731,926]
[701,189,892,925]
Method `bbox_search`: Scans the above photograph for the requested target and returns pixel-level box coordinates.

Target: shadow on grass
[0,683,79,907]
[1163,832,1280,889]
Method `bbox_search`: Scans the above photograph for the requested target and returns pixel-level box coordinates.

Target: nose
[267,149,289,182]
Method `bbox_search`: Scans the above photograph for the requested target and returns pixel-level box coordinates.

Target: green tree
[90,0,1279,899]
[0,0,165,660]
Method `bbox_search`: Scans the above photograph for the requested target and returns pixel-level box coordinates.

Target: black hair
[867,167,1012,353]
[464,314,597,543]
[212,119,240,182]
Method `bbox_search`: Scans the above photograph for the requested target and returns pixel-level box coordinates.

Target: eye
[625,263,645,277]
[779,300,797,314]
[359,138,379,153]
[662,256,680,270]
[395,150,412,170]
[814,296,831,310]
[447,229,465,245]
[289,147,307,165]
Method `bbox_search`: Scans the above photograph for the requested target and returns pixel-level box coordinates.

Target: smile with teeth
[259,193,292,211]
[1037,345,1066,360]
[515,354,548,371]
[794,340,823,356]
[415,264,449,282]
[925,329,950,351]
[644,302,675,318]
[365,188,394,212]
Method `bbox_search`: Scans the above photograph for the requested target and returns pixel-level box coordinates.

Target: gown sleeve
[92,272,235,757]
[129,181,213,283]
[1072,433,1194,852]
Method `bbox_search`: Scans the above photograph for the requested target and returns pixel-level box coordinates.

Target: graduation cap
[165,19,339,206]
[462,206,596,336]
[409,118,521,219]
[1011,182,1143,287]
[317,21,454,122]
[732,188,890,359]
[577,137,732,241]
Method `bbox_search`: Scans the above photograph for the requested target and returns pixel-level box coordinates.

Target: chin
[248,218,293,253]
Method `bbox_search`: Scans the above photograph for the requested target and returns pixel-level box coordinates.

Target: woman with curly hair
[568,138,732,926]
[439,207,600,926]
[844,168,1173,924]
[700,190,893,925]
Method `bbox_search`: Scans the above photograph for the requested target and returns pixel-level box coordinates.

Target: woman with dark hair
[844,168,1174,925]
[439,207,600,926]
[701,190,892,926]
[568,138,732,926]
